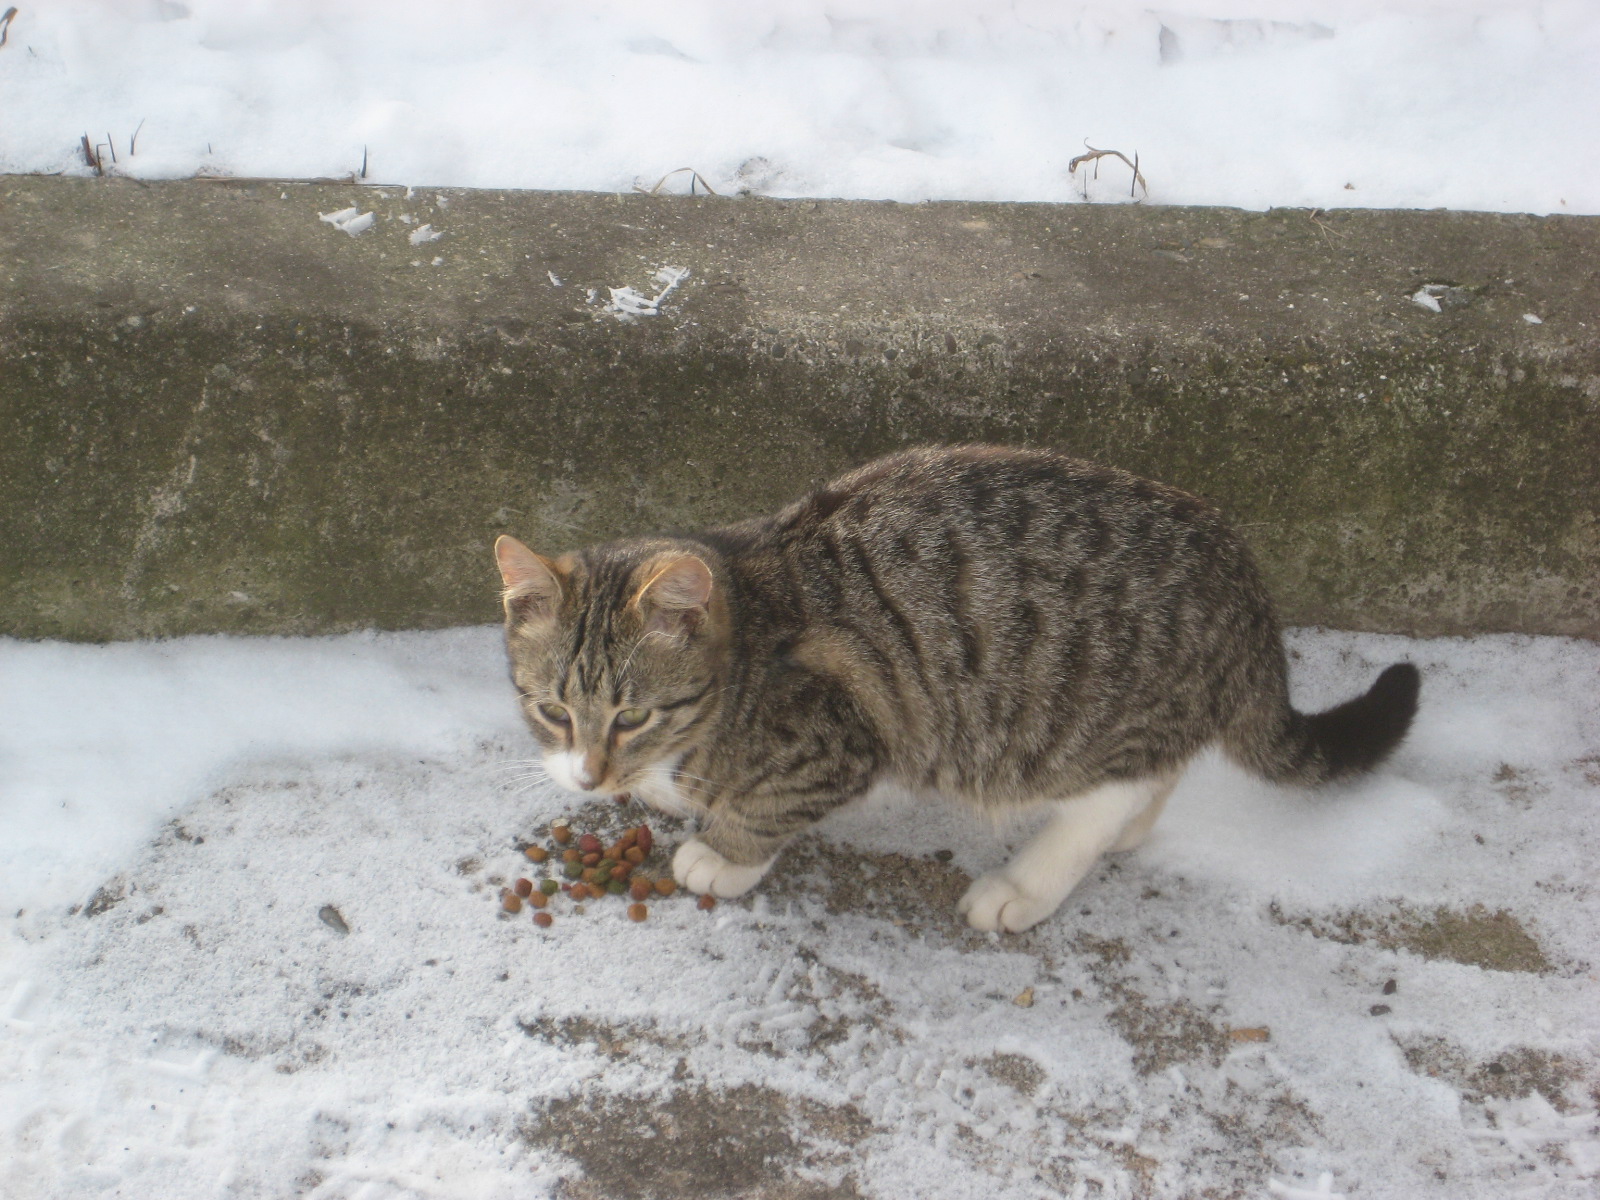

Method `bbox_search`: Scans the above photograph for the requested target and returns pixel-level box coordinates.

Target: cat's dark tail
[1226,663,1421,787]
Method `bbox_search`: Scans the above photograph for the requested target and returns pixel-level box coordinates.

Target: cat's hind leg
[959,776,1171,934]
[1108,771,1179,853]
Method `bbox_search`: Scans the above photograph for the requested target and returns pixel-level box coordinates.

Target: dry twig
[1308,207,1347,248]
[641,167,719,197]
[80,134,103,176]
[1068,142,1148,201]
[0,7,18,49]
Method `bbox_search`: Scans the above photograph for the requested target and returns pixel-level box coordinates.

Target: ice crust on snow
[1,626,1597,1198]
[1,1,1596,214]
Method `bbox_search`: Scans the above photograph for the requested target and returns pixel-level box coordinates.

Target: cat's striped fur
[496,446,1419,932]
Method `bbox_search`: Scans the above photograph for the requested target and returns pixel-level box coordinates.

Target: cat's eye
[614,707,651,730]
[535,702,570,724]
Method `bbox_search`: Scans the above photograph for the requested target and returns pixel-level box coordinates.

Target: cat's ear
[632,555,714,638]
[495,535,563,624]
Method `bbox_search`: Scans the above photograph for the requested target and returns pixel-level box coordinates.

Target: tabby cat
[495,446,1419,933]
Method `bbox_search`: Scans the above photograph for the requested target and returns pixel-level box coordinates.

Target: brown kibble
[618,829,638,851]
[606,844,626,861]
[528,890,548,908]
[513,878,533,898]
[582,852,601,867]
[578,833,602,855]
[524,845,549,863]
[611,861,633,880]
[624,846,646,865]
[628,903,648,922]
[630,878,652,902]
[580,867,598,884]
[501,892,523,914]
[655,877,677,897]
[636,826,653,854]
[533,911,554,928]
[562,847,581,865]
[552,825,573,845]
[697,893,716,911]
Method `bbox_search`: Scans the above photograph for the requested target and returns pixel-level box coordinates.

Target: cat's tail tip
[1233,661,1421,787]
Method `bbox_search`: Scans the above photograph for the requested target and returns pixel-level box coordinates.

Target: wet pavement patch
[521,1081,873,1200]
[1399,1036,1588,1110]
[1271,902,1552,974]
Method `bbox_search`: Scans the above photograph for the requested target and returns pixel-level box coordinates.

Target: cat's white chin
[673,838,774,898]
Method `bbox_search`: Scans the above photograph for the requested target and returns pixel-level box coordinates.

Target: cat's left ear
[632,555,714,638]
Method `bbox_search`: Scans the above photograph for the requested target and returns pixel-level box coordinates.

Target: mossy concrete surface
[2,176,1596,641]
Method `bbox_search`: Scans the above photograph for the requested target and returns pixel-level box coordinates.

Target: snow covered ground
[2,0,1597,214]
[2,626,1597,1198]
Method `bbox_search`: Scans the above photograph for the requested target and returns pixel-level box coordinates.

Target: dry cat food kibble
[498,820,722,927]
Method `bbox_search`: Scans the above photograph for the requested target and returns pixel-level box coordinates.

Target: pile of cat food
[498,808,717,929]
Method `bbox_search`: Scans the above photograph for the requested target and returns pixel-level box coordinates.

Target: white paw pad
[672,838,772,899]
[957,870,1060,933]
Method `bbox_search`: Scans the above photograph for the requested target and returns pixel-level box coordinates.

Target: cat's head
[494,535,727,804]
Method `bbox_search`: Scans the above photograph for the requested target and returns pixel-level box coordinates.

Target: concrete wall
[2,177,1596,641]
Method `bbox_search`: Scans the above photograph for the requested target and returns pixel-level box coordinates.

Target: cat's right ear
[494,535,563,625]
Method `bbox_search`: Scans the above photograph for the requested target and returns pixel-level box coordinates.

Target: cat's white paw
[957,870,1061,933]
[673,838,772,899]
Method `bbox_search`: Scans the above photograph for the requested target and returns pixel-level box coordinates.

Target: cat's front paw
[957,870,1060,934]
[673,838,773,899]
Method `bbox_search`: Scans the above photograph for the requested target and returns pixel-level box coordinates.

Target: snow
[2,625,1597,1197]
[4,1,1599,1193]
[1,1,1596,214]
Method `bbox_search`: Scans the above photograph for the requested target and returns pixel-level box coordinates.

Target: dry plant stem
[643,167,719,197]
[1068,143,1148,200]
[0,7,17,49]
[1309,208,1347,248]
[80,134,103,176]
[130,118,145,157]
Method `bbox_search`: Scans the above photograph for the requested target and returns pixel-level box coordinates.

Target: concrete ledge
[2,177,1596,641]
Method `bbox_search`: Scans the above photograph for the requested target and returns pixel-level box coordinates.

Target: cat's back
[724,445,1277,797]
[767,444,1238,581]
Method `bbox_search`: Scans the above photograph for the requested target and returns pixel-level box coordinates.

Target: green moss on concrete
[2,179,1596,639]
